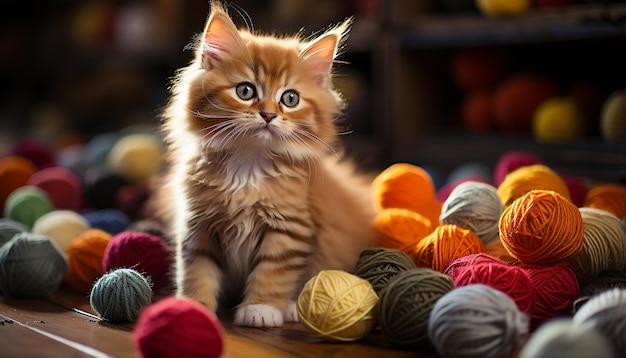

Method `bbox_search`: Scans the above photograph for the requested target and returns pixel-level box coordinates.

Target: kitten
[157,1,379,327]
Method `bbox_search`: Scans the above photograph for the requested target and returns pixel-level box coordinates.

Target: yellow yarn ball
[533,96,584,143]
[476,0,530,17]
[297,270,378,342]
[107,133,163,185]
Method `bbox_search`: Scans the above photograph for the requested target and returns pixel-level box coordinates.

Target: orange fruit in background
[462,90,495,132]
[493,73,560,132]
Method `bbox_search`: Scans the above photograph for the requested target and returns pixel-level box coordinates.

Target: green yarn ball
[90,268,153,323]
[4,186,53,229]
[0,232,68,298]
[378,268,455,348]
[354,248,417,295]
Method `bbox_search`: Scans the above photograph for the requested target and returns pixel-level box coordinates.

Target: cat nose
[260,111,277,123]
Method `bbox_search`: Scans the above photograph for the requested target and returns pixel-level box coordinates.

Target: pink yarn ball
[445,253,535,314]
[523,264,579,329]
[562,175,588,207]
[133,296,224,358]
[103,231,171,292]
[493,151,543,187]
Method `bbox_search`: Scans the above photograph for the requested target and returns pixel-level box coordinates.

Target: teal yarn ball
[428,284,529,358]
[520,318,616,358]
[0,232,67,298]
[4,186,53,229]
[89,268,153,323]
[0,218,28,248]
[378,268,455,348]
[573,288,626,357]
[353,248,417,295]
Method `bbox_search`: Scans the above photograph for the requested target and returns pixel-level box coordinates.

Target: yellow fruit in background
[476,0,530,17]
[600,90,626,142]
[532,97,584,143]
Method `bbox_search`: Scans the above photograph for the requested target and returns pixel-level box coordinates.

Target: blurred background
[1,0,625,185]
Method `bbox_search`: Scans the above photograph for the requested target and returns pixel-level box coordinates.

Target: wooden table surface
[0,286,436,358]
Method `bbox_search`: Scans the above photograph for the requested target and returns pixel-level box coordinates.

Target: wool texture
[297,270,378,342]
[32,210,90,254]
[497,164,570,207]
[493,151,543,187]
[4,186,53,229]
[353,247,416,295]
[428,284,529,358]
[0,218,28,248]
[572,270,626,314]
[499,190,584,265]
[65,229,112,292]
[133,296,224,358]
[412,224,485,272]
[90,268,152,323]
[373,208,432,255]
[378,268,455,348]
[583,183,626,220]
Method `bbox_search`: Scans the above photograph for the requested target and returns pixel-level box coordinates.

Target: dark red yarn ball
[133,296,224,358]
[103,231,171,292]
[522,264,579,329]
[445,253,536,314]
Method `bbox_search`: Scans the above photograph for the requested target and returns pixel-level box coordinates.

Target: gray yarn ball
[428,284,529,358]
[520,318,616,358]
[0,218,28,248]
[90,268,152,323]
[0,232,67,298]
[573,288,626,357]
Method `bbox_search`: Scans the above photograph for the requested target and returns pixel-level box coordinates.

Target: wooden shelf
[398,4,626,48]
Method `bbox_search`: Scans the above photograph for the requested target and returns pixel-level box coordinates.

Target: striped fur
[157,1,379,327]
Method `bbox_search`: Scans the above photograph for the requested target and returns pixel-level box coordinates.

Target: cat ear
[300,18,352,88]
[200,2,247,70]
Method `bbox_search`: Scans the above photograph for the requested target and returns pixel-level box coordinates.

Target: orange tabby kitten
[159,1,379,327]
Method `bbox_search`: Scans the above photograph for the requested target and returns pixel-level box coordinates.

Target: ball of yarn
[532,96,584,143]
[524,264,579,328]
[133,296,224,358]
[10,138,56,169]
[65,229,112,292]
[378,268,455,347]
[372,163,441,227]
[429,284,529,358]
[103,231,171,292]
[412,224,485,272]
[107,133,163,185]
[600,90,626,142]
[32,210,90,254]
[297,270,378,342]
[0,232,67,298]
[27,166,83,211]
[573,288,626,357]
[493,150,543,187]
[583,183,626,220]
[450,48,510,91]
[573,270,626,313]
[562,175,588,207]
[373,208,432,254]
[82,166,128,209]
[116,185,149,221]
[492,73,559,131]
[84,132,119,167]
[461,90,495,133]
[89,268,152,323]
[497,164,570,207]
[569,208,626,286]
[0,156,37,210]
[4,186,54,229]
[499,190,584,264]
[439,181,503,245]
[519,318,616,358]
[0,218,28,248]
[83,208,130,235]
[445,253,536,314]
[353,248,416,295]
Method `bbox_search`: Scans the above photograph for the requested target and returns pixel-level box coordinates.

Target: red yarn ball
[523,264,579,329]
[103,231,171,292]
[493,151,543,187]
[561,175,588,208]
[28,166,83,211]
[133,296,224,358]
[445,253,536,314]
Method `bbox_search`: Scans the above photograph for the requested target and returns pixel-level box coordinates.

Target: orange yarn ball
[372,163,441,227]
[65,229,112,292]
[497,164,570,207]
[583,184,626,220]
[461,90,495,133]
[412,224,485,272]
[373,208,433,255]
[450,48,511,91]
[0,156,37,210]
[499,190,584,265]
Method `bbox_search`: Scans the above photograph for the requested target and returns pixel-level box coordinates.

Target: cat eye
[280,90,300,108]
[236,82,257,100]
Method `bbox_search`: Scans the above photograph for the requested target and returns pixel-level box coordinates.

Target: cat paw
[234,304,284,327]
[284,301,299,323]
